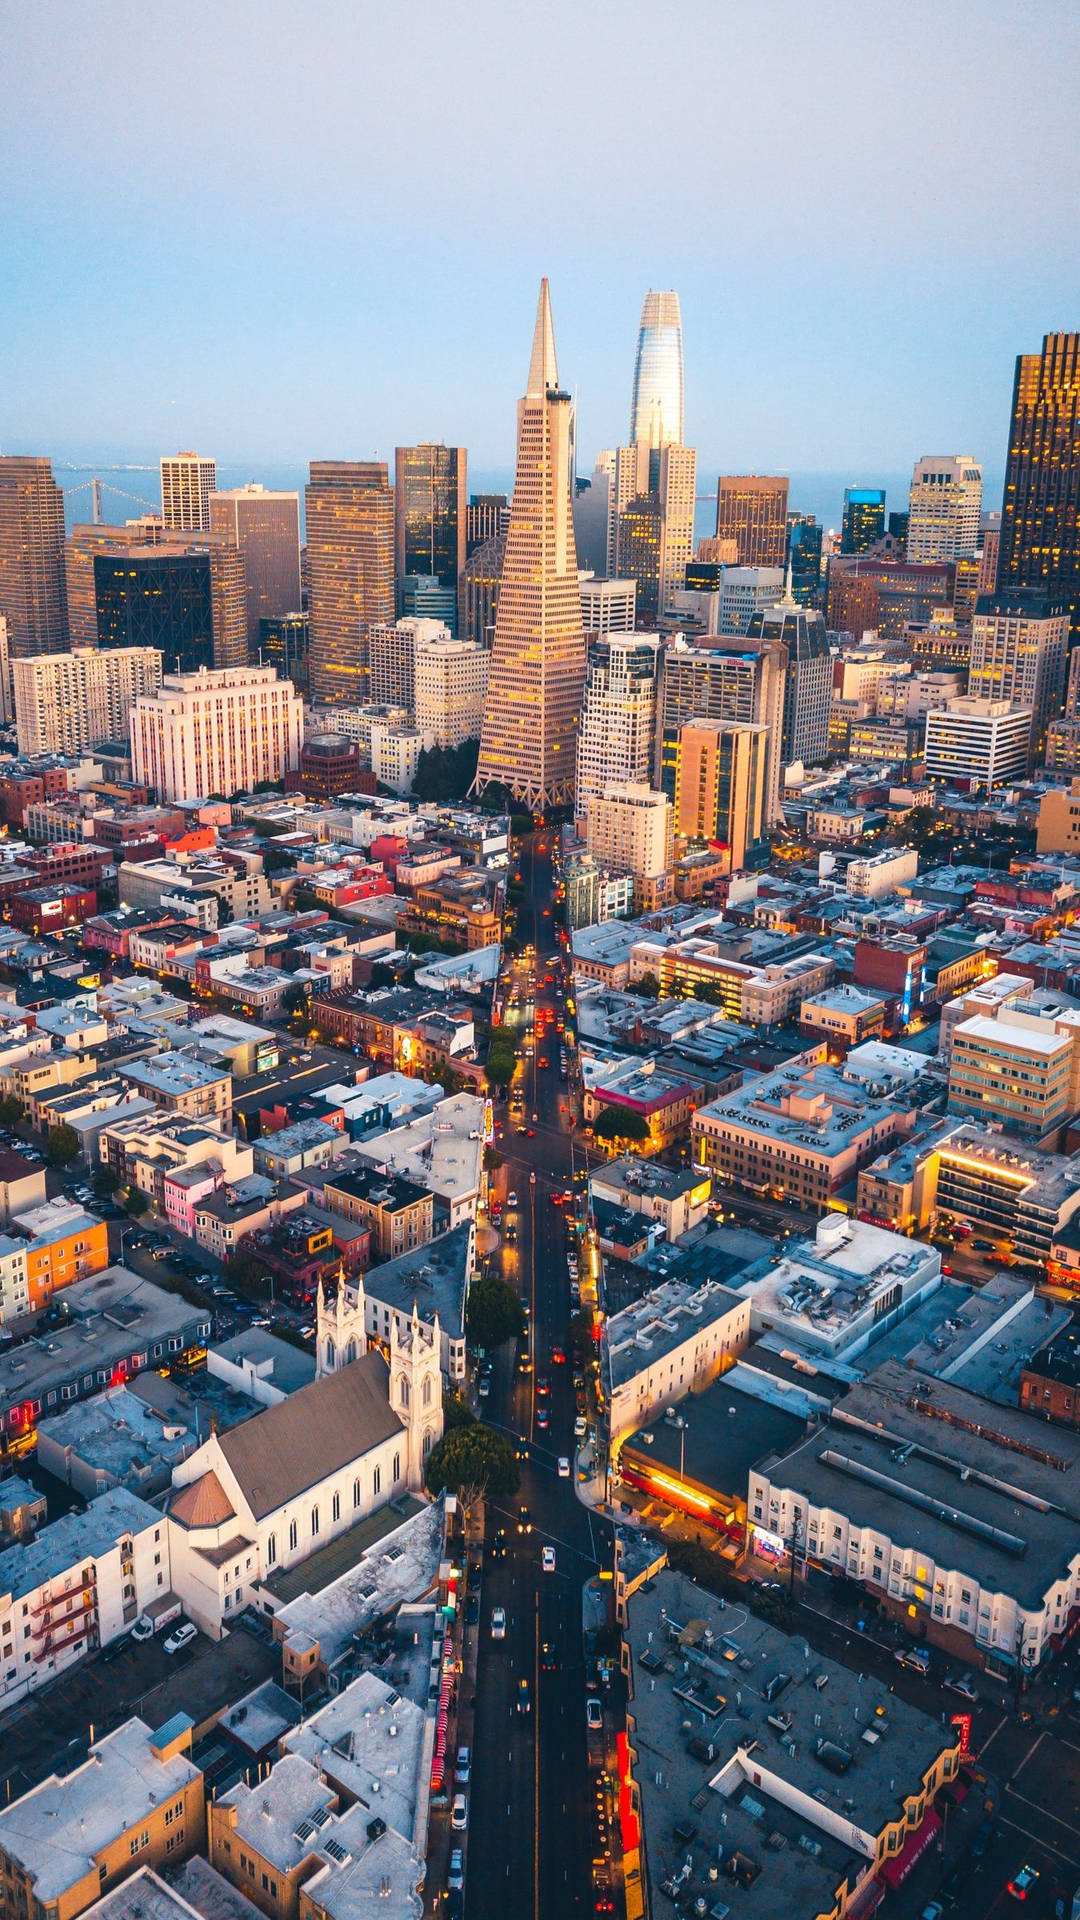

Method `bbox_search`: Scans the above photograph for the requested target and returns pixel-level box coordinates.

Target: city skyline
[3,1,1078,478]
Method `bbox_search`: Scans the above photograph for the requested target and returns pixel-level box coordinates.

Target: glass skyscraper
[393,444,466,631]
[629,291,684,449]
[998,333,1080,641]
[841,487,886,554]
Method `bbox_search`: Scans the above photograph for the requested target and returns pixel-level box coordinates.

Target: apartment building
[7,1199,110,1316]
[0,1489,169,1706]
[119,1054,232,1127]
[588,1157,710,1242]
[692,1060,916,1211]
[13,649,162,757]
[320,1167,434,1261]
[948,1011,1074,1136]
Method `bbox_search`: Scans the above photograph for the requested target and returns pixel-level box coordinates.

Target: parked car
[451,1793,468,1831]
[164,1622,197,1655]
[586,1698,603,1730]
[130,1615,155,1641]
[894,1647,930,1674]
[943,1673,978,1702]
[1007,1863,1039,1900]
[455,1746,471,1785]
[447,1848,464,1893]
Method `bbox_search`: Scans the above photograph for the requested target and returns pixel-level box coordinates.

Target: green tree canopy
[592,1105,650,1144]
[281,981,309,1015]
[425,1421,520,1504]
[442,1390,476,1432]
[410,738,481,804]
[45,1123,81,1168]
[0,1095,23,1125]
[124,1184,150,1215]
[224,1247,272,1297]
[634,973,661,999]
[466,1273,525,1349]
[93,1165,121,1198]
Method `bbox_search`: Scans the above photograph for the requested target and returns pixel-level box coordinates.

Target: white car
[163,1622,197,1655]
[586,1697,603,1730]
[451,1793,468,1831]
[542,1546,556,1573]
[490,1606,507,1640]
[130,1615,154,1642]
[455,1745,471,1785]
[557,1456,570,1478]
[574,1415,588,1439]
[943,1673,978,1702]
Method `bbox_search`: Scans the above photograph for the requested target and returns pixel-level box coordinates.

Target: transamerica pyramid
[473,279,587,810]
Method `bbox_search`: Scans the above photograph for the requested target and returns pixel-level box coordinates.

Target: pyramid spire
[526,278,559,399]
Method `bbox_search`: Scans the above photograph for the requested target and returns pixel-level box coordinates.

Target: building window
[353,1478,362,1508]
[289,1520,298,1552]
[311,1505,320,1536]
[393,1453,400,1482]
[332,1492,340,1523]
[373,1466,381,1497]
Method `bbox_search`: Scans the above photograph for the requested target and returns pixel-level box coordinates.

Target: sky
[3,0,1079,521]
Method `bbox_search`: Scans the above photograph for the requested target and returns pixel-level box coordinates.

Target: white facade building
[575,634,659,813]
[14,648,162,756]
[370,723,433,794]
[129,665,303,803]
[579,573,637,636]
[585,782,673,883]
[413,638,489,747]
[160,451,216,532]
[602,1277,751,1451]
[717,566,786,635]
[924,696,1033,791]
[906,455,983,562]
[843,846,919,898]
[967,595,1069,754]
[368,617,451,710]
[0,1488,169,1706]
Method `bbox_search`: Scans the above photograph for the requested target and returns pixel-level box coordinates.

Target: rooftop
[0,1486,161,1603]
[283,1668,426,1842]
[625,1565,956,1920]
[622,1375,807,1502]
[218,1752,337,1874]
[590,1156,707,1206]
[0,1717,199,1902]
[323,1165,432,1215]
[1022,1320,1080,1391]
[122,1052,230,1096]
[348,1094,485,1205]
[603,1276,746,1394]
[737,1215,940,1357]
[0,1266,209,1421]
[272,1499,444,1672]
[695,1060,915,1157]
[357,1222,473,1342]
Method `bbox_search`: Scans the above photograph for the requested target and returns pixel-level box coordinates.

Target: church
[166,1308,443,1639]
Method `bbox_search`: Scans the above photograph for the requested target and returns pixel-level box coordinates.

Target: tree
[442,1390,476,1433]
[0,1095,22,1126]
[224,1246,272,1297]
[124,1184,150,1216]
[93,1165,121,1198]
[467,1274,525,1349]
[425,1422,520,1505]
[45,1123,81,1168]
[483,1146,504,1173]
[281,981,309,1016]
[634,973,661,1000]
[592,1105,650,1145]
[411,738,481,804]
[485,1032,518,1092]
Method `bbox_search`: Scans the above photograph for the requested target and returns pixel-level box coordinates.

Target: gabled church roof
[218,1350,405,1519]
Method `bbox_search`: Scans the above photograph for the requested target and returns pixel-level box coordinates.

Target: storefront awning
[878,1808,941,1888]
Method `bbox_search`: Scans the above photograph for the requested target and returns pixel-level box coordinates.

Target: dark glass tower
[394,444,466,632]
[998,333,1080,639]
[94,550,214,671]
[785,513,822,606]
[841,487,886,554]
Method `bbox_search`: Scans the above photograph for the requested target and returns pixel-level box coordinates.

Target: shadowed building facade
[998,332,1080,641]
[473,281,586,809]
[0,456,68,658]
[306,462,394,705]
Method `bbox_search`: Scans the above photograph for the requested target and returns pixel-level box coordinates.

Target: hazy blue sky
[3,0,1079,505]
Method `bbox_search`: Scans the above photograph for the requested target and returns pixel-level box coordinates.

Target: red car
[551,1346,566,1365]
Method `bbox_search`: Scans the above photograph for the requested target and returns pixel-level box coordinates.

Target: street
[465,834,613,1920]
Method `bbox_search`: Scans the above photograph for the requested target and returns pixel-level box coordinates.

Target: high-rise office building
[259,613,310,691]
[0,618,11,724]
[841,487,886,554]
[998,333,1080,639]
[160,452,216,532]
[658,636,787,825]
[368,616,451,710]
[84,528,247,673]
[924,696,1033,791]
[786,513,823,606]
[572,472,611,575]
[465,494,509,555]
[462,533,505,647]
[629,290,685,449]
[585,783,673,883]
[718,567,786,635]
[66,518,162,647]
[715,476,788,568]
[394,444,466,631]
[579,574,637,637]
[967,590,1068,760]
[305,461,394,705]
[616,491,663,625]
[0,456,68,658]
[611,442,696,622]
[208,484,301,650]
[906,456,983,563]
[414,637,489,747]
[575,634,659,813]
[399,574,458,627]
[670,719,770,870]
[746,597,832,769]
[130,664,303,804]
[13,647,162,756]
[474,281,587,809]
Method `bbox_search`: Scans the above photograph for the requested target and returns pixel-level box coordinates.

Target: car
[163,1622,197,1655]
[450,1793,468,1831]
[893,1647,931,1674]
[490,1606,507,1639]
[515,1439,530,1461]
[551,1346,566,1365]
[455,1746,471,1785]
[538,1057,549,1068]
[1007,1864,1040,1900]
[542,1546,556,1572]
[525,1127,535,1137]
[970,1818,996,1860]
[536,1375,550,1397]
[478,1376,491,1398]
[100,1637,128,1664]
[557,1456,570,1478]
[586,1697,603,1730]
[517,1676,532,1713]
[130,1615,155,1641]
[536,1407,549,1429]
[943,1673,978,1702]
[506,1224,517,1243]
[507,1191,518,1207]
[574,1415,588,1439]
[492,1528,507,1560]
[540,1640,557,1671]
[447,1848,464,1893]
